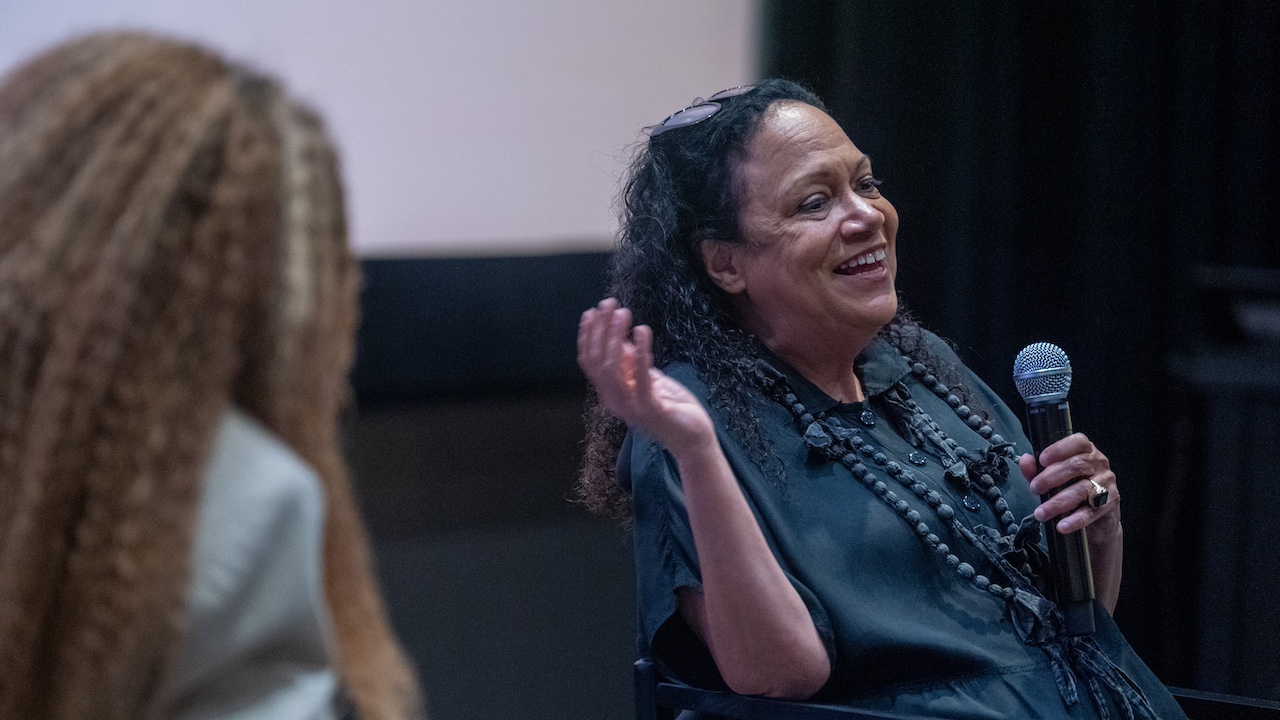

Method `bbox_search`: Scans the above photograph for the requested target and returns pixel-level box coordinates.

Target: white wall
[0,0,759,256]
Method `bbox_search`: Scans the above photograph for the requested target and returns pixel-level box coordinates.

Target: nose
[839,192,884,238]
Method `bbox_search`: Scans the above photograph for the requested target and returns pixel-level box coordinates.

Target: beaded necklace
[750,351,1162,719]
[753,355,1035,602]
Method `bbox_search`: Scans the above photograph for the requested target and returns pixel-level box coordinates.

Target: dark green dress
[622,332,1186,719]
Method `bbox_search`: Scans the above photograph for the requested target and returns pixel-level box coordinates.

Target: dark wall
[763,0,1279,695]
[347,253,635,720]
[353,253,611,402]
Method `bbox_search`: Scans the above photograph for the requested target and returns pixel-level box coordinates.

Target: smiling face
[703,102,900,369]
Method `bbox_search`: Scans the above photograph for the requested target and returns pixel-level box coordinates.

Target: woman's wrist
[1087,514,1123,549]
[671,434,727,476]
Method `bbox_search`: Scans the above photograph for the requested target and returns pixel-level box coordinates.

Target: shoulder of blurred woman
[170,406,337,718]
[189,408,329,611]
[204,408,324,511]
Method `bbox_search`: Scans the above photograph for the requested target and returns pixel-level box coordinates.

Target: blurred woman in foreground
[0,32,421,720]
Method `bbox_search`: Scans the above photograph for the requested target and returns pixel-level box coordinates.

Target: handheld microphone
[1013,342,1095,636]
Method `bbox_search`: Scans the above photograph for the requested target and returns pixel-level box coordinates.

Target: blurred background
[2,1,1277,718]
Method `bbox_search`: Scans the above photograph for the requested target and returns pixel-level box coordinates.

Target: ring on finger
[1087,478,1109,508]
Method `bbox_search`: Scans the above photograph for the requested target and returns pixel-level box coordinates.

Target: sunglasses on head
[648,85,758,139]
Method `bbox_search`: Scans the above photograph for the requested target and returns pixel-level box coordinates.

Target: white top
[167,408,339,720]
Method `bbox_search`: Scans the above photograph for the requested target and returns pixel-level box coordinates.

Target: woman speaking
[577,79,1183,719]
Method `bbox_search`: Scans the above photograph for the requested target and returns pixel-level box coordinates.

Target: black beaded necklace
[752,352,1163,719]
[753,355,1034,602]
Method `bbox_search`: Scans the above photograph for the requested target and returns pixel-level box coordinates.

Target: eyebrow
[788,153,873,187]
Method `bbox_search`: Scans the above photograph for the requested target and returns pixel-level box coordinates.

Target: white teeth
[839,249,885,271]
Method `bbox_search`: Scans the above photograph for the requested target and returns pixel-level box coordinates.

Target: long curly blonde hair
[0,32,422,720]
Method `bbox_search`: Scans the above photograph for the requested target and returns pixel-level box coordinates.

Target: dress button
[859,410,876,427]
[908,451,928,466]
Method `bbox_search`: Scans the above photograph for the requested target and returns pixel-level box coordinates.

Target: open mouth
[834,248,887,275]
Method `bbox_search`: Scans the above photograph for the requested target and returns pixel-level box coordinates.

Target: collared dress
[622,332,1186,719]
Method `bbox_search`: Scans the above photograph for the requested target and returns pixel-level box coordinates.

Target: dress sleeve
[625,422,837,689]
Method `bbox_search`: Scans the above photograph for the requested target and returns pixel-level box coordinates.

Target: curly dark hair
[576,78,968,521]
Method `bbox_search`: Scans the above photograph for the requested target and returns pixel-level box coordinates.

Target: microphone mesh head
[1013,342,1073,402]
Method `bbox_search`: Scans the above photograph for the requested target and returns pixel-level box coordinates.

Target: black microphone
[1013,342,1095,636]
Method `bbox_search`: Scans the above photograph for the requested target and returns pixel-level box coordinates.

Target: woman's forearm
[1087,515,1123,613]
[673,441,831,699]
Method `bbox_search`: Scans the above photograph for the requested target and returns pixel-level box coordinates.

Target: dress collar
[755,337,912,415]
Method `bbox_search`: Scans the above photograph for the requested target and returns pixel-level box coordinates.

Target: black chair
[1167,688,1280,720]
[636,657,1280,720]
[635,657,935,720]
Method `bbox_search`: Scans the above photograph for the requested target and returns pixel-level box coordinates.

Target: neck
[731,296,884,403]
[757,332,875,404]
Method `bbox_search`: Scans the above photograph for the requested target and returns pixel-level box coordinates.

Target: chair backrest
[1167,687,1280,720]
[636,658,942,720]
[637,657,1280,720]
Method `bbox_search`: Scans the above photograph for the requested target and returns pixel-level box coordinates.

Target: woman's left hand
[1018,433,1121,540]
[1019,433,1125,612]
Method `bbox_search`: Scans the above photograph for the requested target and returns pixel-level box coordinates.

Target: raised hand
[577,298,715,457]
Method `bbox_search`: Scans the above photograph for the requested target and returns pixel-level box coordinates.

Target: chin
[849,304,898,339]
[870,288,899,326]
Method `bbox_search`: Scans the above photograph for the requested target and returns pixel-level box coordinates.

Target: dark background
[761,0,1280,697]
[346,3,1280,718]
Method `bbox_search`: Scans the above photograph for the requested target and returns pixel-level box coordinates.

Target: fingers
[603,303,632,389]
[1018,453,1036,482]
[1026,433,1109,497]
[633,323,655,397]
[577,298,654,421]
[577,297,618,379]
[1022,432,1122,534]
[1036,432,1095,467]
[578,298,626,390]
[1046,475,1120,534]
[1034,470,1118,528]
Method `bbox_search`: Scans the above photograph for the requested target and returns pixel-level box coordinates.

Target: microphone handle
[1025,400,1096,636]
